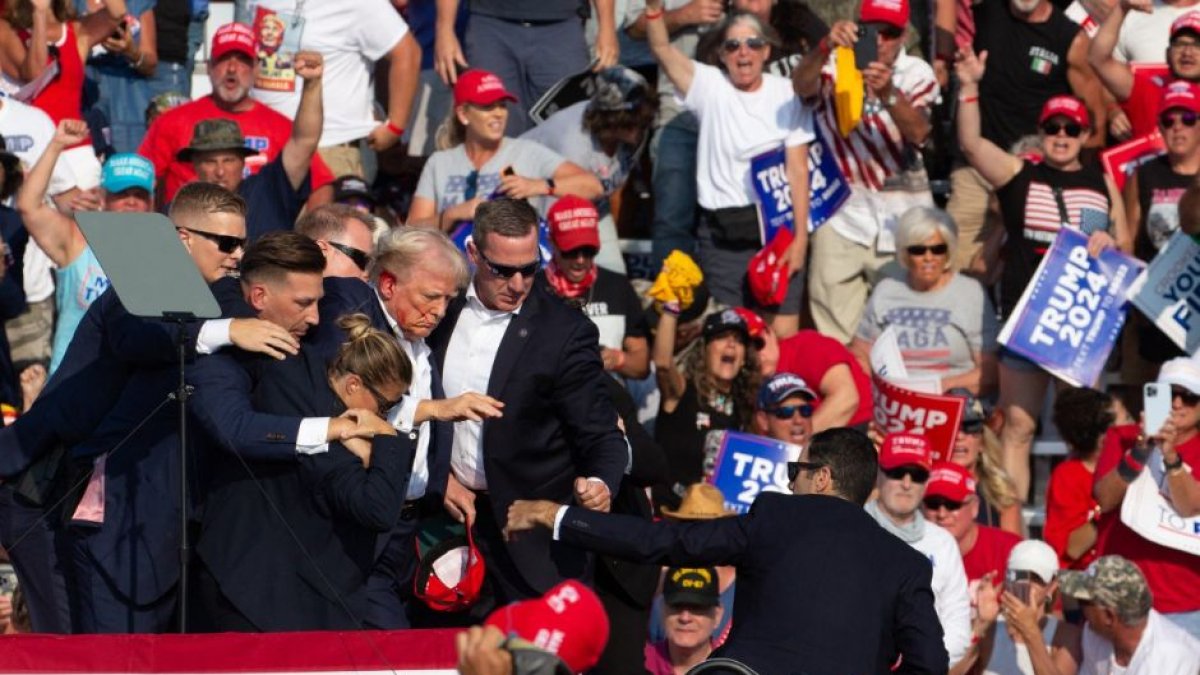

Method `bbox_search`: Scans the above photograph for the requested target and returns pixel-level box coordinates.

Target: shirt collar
[466,279,522,317]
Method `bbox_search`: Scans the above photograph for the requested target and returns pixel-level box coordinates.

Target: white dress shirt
[442,282,519,490]
[381,292,433,501]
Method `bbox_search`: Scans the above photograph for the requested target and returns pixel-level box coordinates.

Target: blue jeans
[650,113,699,274]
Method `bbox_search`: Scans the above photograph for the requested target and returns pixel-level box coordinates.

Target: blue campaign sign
[750,131,850,244]
[999,229,1144,387]
[448,219,554,265]
[704,430,801,514]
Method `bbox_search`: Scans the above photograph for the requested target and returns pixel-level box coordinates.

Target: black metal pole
[177,324,190,633]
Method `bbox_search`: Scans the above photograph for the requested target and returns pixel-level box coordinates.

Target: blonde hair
[329,314,412,392]
[434,108,467,151]
[977,427,1020,510]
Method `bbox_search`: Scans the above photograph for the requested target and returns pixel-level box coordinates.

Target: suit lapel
[486,289,540,399]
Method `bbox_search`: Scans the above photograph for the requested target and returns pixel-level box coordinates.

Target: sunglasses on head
[1041,121,1084,138]
[326,240,372,271]
[961,419,985,435]
[769,404,814,420]
[1172,385,1200,405]
[561,245,599,260]
[923,496,965,512]
[722,36,768,53]
[883,466,930,483]
[177,226,246,254]
[363,379,403,415]
[1160,111,1199,129]
[786,461,824,482]
[906,243,949,257]
[478,249,540,279]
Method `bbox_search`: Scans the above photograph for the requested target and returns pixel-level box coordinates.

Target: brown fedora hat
[661,483,736,520]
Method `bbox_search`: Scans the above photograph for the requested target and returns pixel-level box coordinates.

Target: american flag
[1022,181,1110,250]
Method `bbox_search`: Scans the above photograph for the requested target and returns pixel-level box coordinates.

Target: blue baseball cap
[101,153,155,194]
[757,373,817,410]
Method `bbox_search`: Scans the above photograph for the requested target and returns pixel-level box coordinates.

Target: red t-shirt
[138,96,334,203]
[1123,73,1168,140]
[963,525,1022,584]
[1044,458,1100,570]
[19,23,84,127]
[775,330,873,427]
[1094,424,1200,614]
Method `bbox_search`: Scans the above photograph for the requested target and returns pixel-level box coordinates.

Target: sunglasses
[363,379,403,415]
[326,240,372,271]
[1041,121,1084,138]
[1172,385,1200,406]
[1160,111,1199,129]
[478,250,540,279]
[722,36,768,53]
[906,243,949,257]
[961,419,985,435]
[769,404,814,420]
[1170,39,1200,51]
[463,170,480,201]
[923,496,965,512]
[177,226,246,254]
[786,461,824,482]
[561,245,599,260]
[883,466,930,483]
[878,25,904,39]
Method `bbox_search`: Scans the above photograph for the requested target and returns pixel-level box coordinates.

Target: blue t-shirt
[239,154,310,241]
[52,246,109,374]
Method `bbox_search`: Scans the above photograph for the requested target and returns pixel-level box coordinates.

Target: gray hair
[895,206,959,272]
[370,226,469,289]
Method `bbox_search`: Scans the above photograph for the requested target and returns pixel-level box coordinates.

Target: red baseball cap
[859,0,909,30]
[211,22,256,63]
[1160,81,1200,115]
[732,307,767,347]
[747,229,793,308]
[413,518,486,612]
[454,69,518,108]
[1171,11,1200,40]
[1038,95,1090,128]
[924,461,977,502]
[879,432,933,471]
[485,580,610,674]
[547,195,600,252]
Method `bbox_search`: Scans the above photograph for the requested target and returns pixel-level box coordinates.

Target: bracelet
[662,301,681,316]
[1117,451,1143,482]
[132,50,145,69]
[644,7,664,20]
[545,178,556,196]
[818,36,832,56]
[1164,453,1185,472]
[958,94,979,104]
[384,119,404,136]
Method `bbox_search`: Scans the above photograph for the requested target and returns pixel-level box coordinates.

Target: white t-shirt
[683,62,814,210]
[250,0,409,146]
[909,520,973,665]
[1115,2,1197,64]
[1080,610,1200,675]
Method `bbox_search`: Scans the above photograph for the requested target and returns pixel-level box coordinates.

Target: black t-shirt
[239,155,311,241]
[155,0,191,65]
[579,267,649,341]
[1134,156,1194,262]
[972,0,1079,154]
[652,382,741,512]
[995,160,1110,318]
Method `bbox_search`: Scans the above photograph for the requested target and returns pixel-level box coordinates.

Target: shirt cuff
[296,417,331,455]
[195,318,233,355]
[391,395,418,432]
[551,505,570,541]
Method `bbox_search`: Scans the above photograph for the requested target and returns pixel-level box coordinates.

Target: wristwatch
[545,178,557,196]
[1164,453,1186,473]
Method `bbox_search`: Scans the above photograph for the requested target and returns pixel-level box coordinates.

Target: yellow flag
[833,46,863,138]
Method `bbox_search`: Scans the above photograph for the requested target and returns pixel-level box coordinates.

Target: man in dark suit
[506,428,949,675]
[426,198,628,614]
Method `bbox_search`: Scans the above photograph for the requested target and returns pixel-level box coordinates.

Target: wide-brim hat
[176,119,258,162]
[661,483,736,520]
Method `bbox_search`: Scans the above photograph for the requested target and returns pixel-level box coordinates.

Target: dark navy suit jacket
[557,492,949,675]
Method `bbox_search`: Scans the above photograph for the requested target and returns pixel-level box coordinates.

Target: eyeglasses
[463,170,480,201]
[326,240,372,271]
[923,496,965,512]
[561,246,599,260]
[769,404,814,420]
[1170,39,1200,52]
[478,250,540,279]
[786,461,824,482]
[1171,385,1200,406]
[906,243,949,257]
[722,36,768,53]
[883,466,930,483]
[177,226,246,254]
[1160,111,1199,129]
[961,419,985,435]
[363,379,403,415]
[1041,121,1084,138]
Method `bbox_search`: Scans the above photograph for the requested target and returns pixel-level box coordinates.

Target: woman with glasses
[407,69,602,233]
[957,46,1130,502]
[850,205,998,396]
[641,0,813,337]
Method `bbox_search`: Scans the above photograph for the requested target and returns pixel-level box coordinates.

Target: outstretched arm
[955,47,1022,190]
[644,0,696,97]
[282,51,324,190]
[14,120,88,268]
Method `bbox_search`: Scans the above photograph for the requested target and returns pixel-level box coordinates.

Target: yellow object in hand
[648,250,704,309]
[833,46,863,138]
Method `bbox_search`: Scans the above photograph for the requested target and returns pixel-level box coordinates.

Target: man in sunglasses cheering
[754,373,818,449]
[866,432,973,666]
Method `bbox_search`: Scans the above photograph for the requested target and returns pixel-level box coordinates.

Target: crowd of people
[0,0,1197,673]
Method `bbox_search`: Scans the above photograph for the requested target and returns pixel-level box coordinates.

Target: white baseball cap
[1007,540,1059,583]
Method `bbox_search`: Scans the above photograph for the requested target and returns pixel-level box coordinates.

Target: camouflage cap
[1058,556,1152,619]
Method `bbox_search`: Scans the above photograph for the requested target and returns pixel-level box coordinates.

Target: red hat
[547,195,600,252]
[879,432,933,471]
[925,461,977,503]
[859,0,909,30]
[211,22,256,63]
[747,228,793,308]
[732,307,767,347]
[1171,11,1200,40]
[1038,95,1090,128]
[485,580,610,674]
[413,518,486,612]
[1160,81,1200,115]
[454,69,518,107]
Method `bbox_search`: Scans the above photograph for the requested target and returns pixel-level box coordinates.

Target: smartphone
[1005,569,1033,605]
[0,563,17,598]
[854,25,879,70]
[1144,382,1172,436]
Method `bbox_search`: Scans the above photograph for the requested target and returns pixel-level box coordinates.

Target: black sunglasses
[363,379,403,415]
[1160,111,1199,129]
[923,496,964,512]
[879,25,904,39]
[787,461,824,482]
[463,170,480,201]
[961,419,985,435]
[883,466,930,483]
[326,240,372,271]
[561,245,599,260]
[722,36,768,53]
[177,226,246,254]
[770,404,814,420]
[906,243,949,257]
[478,250,540,279]
[1172,385,1200,406]
[1041,121,1084,138]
